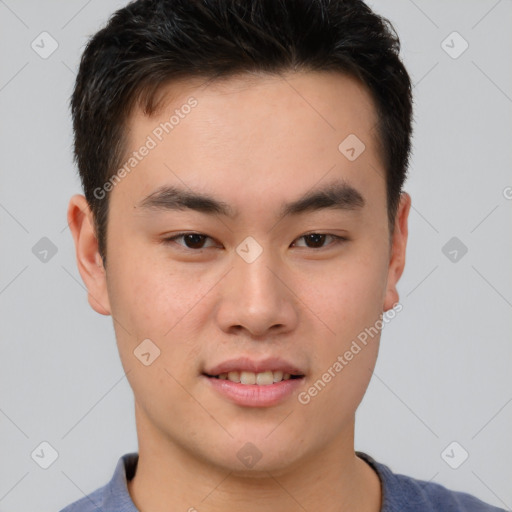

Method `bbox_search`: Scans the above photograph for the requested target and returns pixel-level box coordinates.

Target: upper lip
[204,357,305,376]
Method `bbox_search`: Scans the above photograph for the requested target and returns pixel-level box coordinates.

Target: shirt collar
[101,452,139,512]
[104,451,394,511]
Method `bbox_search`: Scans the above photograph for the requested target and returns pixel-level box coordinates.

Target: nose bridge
[215,237,298,336]
[237,248,279,303]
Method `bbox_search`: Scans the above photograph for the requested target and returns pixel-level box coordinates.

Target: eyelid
[291,232,347,249]
[162,232,219,249]
[162,231,348,250]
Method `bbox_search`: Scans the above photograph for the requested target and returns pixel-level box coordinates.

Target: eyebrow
[136,180,365,219]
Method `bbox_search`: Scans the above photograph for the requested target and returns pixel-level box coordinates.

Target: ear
[383,192,411,311]
[67,194,111,316]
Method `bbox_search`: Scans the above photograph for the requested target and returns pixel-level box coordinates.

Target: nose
[214,244,299,338]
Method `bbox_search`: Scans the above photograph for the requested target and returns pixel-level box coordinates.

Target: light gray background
[0,1,511,511]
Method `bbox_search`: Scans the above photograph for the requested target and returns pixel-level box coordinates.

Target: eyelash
[161,232,348,251]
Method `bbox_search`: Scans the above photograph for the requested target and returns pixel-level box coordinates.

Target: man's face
[74,71,408,473]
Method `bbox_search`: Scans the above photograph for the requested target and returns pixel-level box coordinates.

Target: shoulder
[59,484,109,512]
[388,471,506,512]
[59,452,139,512]
[356,452,507,512]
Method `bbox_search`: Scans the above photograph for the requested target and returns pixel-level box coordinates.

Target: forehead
[117,70,384,216]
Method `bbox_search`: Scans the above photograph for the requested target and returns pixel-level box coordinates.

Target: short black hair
[71,0,413,266]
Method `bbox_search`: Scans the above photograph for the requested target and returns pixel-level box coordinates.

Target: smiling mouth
[204,370,304,385]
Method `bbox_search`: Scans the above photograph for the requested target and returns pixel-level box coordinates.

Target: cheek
[106,253,213,377]
[304,254,388,338]
[107,251,198,335]
[106,259,208,422]
[295,248,388,405]
[299,262,385,421]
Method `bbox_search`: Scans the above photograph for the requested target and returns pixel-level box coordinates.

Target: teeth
[240,371,256,385]
[216,370,297,385]
[273,370,283,382]
[227,371,240,383]
[256,371,274,385]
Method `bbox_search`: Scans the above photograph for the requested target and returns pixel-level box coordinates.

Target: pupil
[185,234,205,248]
[182,234,327,249]
[306,234,325,248]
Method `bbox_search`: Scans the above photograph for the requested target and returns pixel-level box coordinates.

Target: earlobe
[383,192,411,312]
[67,194,111,316]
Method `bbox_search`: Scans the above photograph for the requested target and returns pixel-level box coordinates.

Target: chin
[195,431,311,477]
[218,449,303,477]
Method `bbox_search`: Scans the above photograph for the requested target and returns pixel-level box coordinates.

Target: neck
[128,408,381,512]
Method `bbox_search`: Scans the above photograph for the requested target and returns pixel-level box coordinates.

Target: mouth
[204,370,304,385]
[202,358,306,407]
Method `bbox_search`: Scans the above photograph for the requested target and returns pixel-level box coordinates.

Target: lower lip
[204,375,304,407]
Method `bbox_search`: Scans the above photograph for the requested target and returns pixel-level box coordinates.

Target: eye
[162,232,218,250]
[162,232,347,251]
[292,233,347,249]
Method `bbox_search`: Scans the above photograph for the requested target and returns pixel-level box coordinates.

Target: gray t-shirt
[60,451,507,511]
